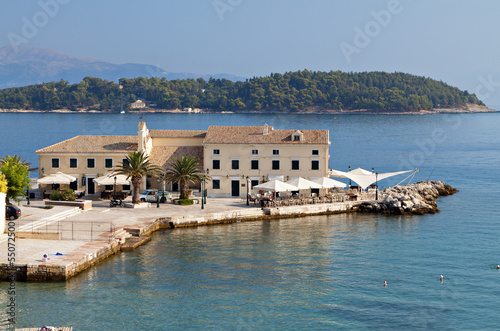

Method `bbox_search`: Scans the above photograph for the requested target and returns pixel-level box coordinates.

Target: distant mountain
[0,46,246,88]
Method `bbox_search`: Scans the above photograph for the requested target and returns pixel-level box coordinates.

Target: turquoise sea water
[1,112,500,329]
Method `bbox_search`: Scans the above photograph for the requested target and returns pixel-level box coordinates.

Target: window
[312,149,319,156]
[51,158,59,168]
[122,158,130,167]
[213,149,220,155]
[311,160,320,170]
[105,158,113,168]
[231,160,239,170]
[212,179,221,189]
[87,158,95,168]
[251,160,259,170]
[69,158,78,168]
[251,180,259,189]
[272,160,280,170]
[122,185,131,191]
[291,160,300,170]
[212,159,221,170]
[272,149,280,155]
[104,185,113,191]
[251,149,259,155]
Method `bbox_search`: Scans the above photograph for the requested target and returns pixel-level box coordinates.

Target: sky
[2,0,500,106]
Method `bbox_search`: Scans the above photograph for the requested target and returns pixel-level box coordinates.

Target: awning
[329,167,416,189]
[38,172,77,185]
[94,174,131,186]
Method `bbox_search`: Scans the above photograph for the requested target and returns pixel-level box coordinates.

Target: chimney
[262,123,272,135]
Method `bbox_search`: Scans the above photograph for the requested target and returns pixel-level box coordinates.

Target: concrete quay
[0,196,362,281]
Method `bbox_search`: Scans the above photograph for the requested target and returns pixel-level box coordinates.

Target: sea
[1,111,500,330]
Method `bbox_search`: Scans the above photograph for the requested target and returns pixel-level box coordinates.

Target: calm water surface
[1,112,500,329]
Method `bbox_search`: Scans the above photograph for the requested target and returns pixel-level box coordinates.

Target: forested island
[0,70,489,113]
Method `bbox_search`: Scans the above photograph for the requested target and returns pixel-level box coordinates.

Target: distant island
[0,70,495,114]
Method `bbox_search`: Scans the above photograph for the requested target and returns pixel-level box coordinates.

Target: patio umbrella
[285,177,322,190]
[37,172,77,184]
[94,174,131,186]
[253,180,298,192]
[310,177,347,188]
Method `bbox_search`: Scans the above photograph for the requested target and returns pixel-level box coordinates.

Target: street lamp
[246,175,250,206]
[156,177,160,208]
[348,165,351,187]
[375,172,378,200]
[113,176,117,200]
[204,168,209,205]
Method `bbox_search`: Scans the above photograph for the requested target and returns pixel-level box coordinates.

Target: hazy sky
[2,0,500,106]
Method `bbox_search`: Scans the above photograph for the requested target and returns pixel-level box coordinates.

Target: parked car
[6,205,21,220]
[139,190,158,202]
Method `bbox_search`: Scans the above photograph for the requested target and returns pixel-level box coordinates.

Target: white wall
[0,192,5,233]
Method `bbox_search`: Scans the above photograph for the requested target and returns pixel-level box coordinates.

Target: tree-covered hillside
[0,70,484,112]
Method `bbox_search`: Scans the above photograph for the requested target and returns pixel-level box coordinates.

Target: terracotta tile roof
[203,125,329,145]
[35,135,138,154]
[149,146,204,169]
[149,130,207,139]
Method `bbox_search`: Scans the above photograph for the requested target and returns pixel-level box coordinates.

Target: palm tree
[113,151,164,204]
[164,156,207,200]
[0,154,38,172]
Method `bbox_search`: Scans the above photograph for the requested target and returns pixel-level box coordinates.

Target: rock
[356,180,457,215]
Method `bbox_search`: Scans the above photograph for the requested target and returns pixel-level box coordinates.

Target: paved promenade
[0,196,358,280]
[0,196,262,267]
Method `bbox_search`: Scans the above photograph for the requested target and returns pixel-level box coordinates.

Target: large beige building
[36,122,330,197]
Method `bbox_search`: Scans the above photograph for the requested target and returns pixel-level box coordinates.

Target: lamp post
[348,165,351,187]
[113,176,117,200]
[156,177,160,208]
[201,172,205,210]
[375,172,378,200]
[204,168,209,205]
[246,175,250,206]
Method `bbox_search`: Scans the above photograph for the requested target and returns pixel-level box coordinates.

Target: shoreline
[0,181,456,282]
[0,104,497,115]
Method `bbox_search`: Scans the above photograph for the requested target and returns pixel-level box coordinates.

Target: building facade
[36,122,330,198]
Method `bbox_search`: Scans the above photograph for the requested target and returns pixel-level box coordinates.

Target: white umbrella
[38,172,76,185]
[310,177,347,188]
[94,174,131,186]
[253,180,298,192]
[285,177,322,190]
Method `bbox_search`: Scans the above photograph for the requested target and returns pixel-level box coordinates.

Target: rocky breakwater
[357,180,458,215]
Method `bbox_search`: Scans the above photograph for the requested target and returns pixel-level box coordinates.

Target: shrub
[50,189,77,201]
[174,198,195,205]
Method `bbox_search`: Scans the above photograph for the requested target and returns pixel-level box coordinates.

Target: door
[231,180,240,197]
[88,177,95,194]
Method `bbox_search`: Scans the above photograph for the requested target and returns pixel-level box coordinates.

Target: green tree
[0,155,30,204]
[164,156,207,200]
[0,173,7,194]
[113,151,164,204]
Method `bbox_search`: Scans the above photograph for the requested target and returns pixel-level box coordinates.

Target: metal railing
[15,220,116,242]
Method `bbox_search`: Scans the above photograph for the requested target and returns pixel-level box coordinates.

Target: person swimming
[383,281,387,286]
[440,275,443,281]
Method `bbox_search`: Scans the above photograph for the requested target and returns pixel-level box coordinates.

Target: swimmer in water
[440,275,443,281]
[383,281,387,287]
[496,265,500,269]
